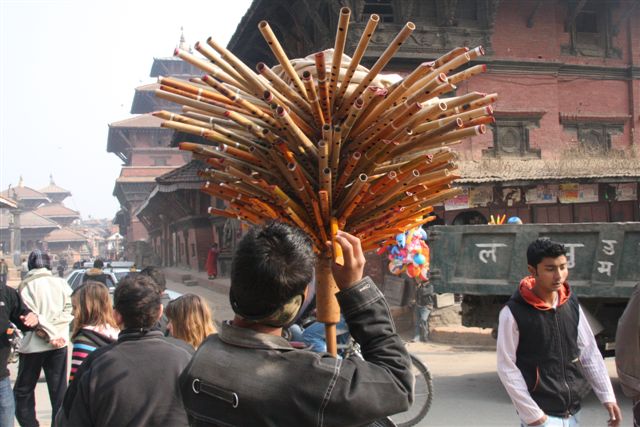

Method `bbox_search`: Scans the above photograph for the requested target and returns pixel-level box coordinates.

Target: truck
[428,222,640,354]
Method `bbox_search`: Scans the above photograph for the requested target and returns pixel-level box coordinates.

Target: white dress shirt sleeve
[577,306,617,404]
[496,306,545,425]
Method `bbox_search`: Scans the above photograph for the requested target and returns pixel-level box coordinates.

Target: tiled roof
[39,183,71,195]
[456,158,640,184]
[118,166,177,178]
[109,114,164,128]
[156,160,207,184]
[45,228,88,243]
[0,186,50,201]
[0,195,17,209]
[34,203,80,218]
[0,210,60,230]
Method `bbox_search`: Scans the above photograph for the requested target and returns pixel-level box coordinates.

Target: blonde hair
[166,294,216,348]
[71,281,118,338]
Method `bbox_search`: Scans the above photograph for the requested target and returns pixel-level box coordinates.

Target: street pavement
[13,275,634,426]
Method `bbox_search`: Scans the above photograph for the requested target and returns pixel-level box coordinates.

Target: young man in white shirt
[497,238,622,427]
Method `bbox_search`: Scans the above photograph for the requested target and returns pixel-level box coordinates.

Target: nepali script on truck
[428,222,640,353]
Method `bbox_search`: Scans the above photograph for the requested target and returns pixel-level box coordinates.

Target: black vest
[506,290,591,418]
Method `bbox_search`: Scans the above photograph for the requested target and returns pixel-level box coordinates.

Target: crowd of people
[0,222,637,427]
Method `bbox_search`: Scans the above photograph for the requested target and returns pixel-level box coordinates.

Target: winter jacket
[58,329,194,427]
[18,268,73,353]
[180,277,413,427]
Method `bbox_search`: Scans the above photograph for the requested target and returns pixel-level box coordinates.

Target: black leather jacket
[180,277,414,427]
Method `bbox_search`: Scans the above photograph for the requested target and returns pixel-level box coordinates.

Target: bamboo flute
[413,118,465,143]
[340,97,365,141]
[276,106,318,158]
[464,93,499,111]
[160,85,260,118]
[258,21,309,101]
[465,116,495,127]
[335,22,416,120]
[201,74,279,128]
[330,126,342,186]
[174,48,249,92]
[391,124,486,158]
[193,42,248,88]
[161,120,240,149]
[263,90,315,137]
[330,218,344,265]
[334,151,361,197]
[321,167,332,212]
[360,170,399,204]
[182,110,245,131]
[257,63,313,119]
[156,89,257,125]
[159,76,230,105]
[333,13,380,111]
[337,181,370,225]
[447,64,487,86]
[206,37,269,99]
[315,52,332,124]
[328,7,351,111]
[413,105,493,133]
[318,140,329,182]
[353,62,434,135]
[302,71,325,128]
[319,190,330,223]
[336,173,368,214]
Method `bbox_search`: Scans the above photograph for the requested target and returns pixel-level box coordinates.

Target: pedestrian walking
[179,222,413,426]
[411,277,434,343]
[205,243,219,280]
[497,238,621,427]
[14,250,73,427]
[56,274,193,427]
[166,294,216,349]
[68,281,119,383]
[615,283,640,426]
[0,269,38,427]
[0,259,8,287]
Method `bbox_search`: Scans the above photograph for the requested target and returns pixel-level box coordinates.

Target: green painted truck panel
[428,223,640,299]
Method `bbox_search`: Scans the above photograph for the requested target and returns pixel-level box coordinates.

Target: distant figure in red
[206,243,220,280]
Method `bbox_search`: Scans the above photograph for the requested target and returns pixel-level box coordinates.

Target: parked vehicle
[428,222,640,354]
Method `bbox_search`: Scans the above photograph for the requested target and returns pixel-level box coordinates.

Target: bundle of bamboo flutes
[155,7,496,355]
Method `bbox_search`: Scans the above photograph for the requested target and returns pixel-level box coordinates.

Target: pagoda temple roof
[33,203,80,218]
[0,210,60,230]
[45,228,88,243]
[0,186,50,202]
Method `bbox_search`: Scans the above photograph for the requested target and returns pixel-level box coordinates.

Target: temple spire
[178,27,192,53]
[50,173,55,185]
[18,176,24,187]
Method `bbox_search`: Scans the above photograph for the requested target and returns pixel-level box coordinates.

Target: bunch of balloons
[377,227,431,280]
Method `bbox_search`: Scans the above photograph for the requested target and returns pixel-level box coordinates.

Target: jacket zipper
[554,309,572,416]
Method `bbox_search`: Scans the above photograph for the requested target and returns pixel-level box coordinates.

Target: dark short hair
[114,275,161,329]
[527,238,567,268]
[28,250,51,271]
[230,222,315,318]
[139,266,166,292]
[93,259,104,269]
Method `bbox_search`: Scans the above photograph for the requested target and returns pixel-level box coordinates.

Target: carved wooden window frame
[483,113,543,159]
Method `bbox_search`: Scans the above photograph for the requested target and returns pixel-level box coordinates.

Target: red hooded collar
[519,276,571,310]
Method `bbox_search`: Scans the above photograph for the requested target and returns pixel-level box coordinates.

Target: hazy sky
[0,0,252,219]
